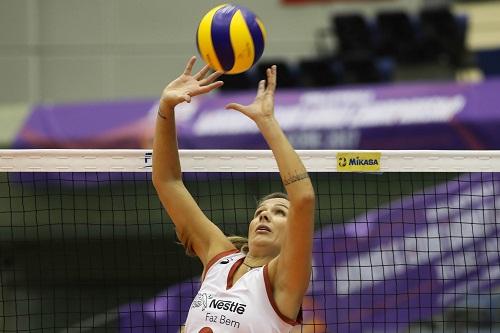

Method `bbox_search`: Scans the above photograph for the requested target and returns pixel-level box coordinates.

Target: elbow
[152,171,163,191]
[152,172,181,194]
[152,176,165,199]
[152,164,182,189]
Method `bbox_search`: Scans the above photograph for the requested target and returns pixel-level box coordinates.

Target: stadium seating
[298,57,342,87]
[375,11,422,63]
[222,6,469,90]
[331,13,376,59]
[419,6,467,66]
[257,59,300,88]
[219,71,257,92]
[475,48,500,77]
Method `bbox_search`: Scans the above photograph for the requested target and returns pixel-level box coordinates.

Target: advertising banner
[13,79,500,150]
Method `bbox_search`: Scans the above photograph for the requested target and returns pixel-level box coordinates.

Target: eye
[274,209,286,216]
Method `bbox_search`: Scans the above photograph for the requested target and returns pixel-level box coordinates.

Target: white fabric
[184,251,296,333]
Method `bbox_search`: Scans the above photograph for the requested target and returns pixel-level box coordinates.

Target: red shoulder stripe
[263,265,303,326]
[202,249,240,281]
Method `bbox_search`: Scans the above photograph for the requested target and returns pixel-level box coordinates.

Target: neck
[247,241,280,260]
[243,253,274,269]
[242,261,262,271]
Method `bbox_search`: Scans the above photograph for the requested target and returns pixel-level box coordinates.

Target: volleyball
[196,4,267,75]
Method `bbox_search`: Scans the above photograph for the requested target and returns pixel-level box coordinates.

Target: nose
[259,211,271,222]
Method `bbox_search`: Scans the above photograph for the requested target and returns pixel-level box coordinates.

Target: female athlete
[152,56,315,332]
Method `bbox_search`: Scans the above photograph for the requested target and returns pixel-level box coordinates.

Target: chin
[250,238,280,252]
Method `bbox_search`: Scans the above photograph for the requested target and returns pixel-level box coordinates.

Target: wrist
[256,116,279,130]
[159,99,176,114]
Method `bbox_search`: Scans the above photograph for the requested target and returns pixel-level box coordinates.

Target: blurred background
[2,0,500,151]
[2,1,500,332]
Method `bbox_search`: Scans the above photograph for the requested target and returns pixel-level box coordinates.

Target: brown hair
[227,235,249,254]
[176,228,249,257]
[257,192,289,206]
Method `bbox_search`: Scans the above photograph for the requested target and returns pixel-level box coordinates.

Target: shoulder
[202,249,242,279]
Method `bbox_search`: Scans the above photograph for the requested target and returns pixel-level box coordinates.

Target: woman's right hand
[160,56,224,110]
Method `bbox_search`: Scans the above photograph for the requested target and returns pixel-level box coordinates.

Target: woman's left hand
[225,65,277,124]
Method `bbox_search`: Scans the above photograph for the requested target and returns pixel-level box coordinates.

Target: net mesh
[0,151,499,332]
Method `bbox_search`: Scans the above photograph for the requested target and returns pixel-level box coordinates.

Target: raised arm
[225,66,315,319]
[152,56,235,266]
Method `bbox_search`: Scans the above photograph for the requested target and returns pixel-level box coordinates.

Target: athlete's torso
[184,250,299,333]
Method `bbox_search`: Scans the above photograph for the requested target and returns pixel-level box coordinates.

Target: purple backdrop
[13,79,500,149]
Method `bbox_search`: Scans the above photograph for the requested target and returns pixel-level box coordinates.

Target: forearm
[152,102,182,184]
[257,117,314,200]
[260,116,315,308]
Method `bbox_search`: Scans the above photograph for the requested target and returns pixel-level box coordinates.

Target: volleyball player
[152,56,315,332]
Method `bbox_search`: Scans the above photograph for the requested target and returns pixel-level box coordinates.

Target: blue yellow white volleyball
[196,4,267,75]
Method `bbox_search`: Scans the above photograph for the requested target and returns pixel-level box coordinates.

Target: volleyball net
[1,149,499,332]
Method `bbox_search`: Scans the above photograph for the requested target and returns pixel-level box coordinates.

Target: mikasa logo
[348,157,379,166]
[337,152,381,172]
[209,299,247,314]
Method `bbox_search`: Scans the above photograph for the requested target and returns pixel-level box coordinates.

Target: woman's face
[248,197,290,255]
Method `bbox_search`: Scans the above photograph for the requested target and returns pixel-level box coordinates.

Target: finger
[200,71,224,85]
[255,80,266,99]
[194,64,211,80]
[225,103,245,112]
[172,94,191,105]
[193,81,224,95]
[266,65,277,93]
[183,56,197,75]
[183,95,192,103]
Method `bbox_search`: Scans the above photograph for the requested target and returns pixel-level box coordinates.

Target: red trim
[263,265,302,325]
[202,249,239,281]
[226,257,245,289]
[450,118,485,149]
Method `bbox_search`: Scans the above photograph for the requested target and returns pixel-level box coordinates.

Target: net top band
[1,149,500,172]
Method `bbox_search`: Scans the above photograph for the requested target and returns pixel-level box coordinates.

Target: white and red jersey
[184,249,301,333]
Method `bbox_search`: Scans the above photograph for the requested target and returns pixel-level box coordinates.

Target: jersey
[184,249,301,333]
